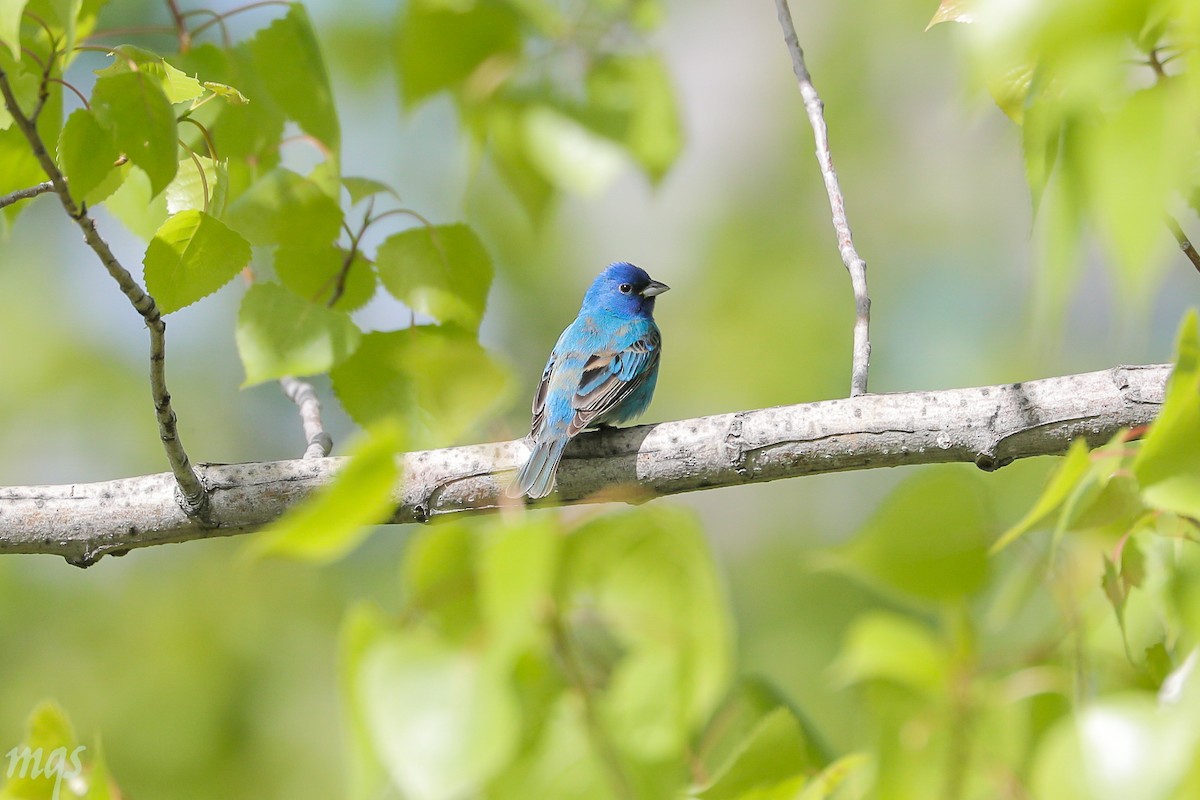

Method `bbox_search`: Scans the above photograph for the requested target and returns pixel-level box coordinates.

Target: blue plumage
[508,262,669,499]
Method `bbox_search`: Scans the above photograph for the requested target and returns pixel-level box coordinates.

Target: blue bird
[508,262,669,499]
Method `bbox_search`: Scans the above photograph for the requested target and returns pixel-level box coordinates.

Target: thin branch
[0,181,54,210]
[0,65,210,518]
[166,0,192,53]
[0,363,1170,566]
[279,377,333,459]
[1165,214,1200,274]
[775,0,872,396]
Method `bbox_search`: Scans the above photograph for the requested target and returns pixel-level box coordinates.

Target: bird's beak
[639,280,670,297]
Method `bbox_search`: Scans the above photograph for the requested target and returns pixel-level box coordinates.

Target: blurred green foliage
[1,0,1199,799]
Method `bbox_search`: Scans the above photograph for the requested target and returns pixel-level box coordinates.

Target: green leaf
[339,603,391,800]
[249,4,340,154]
[201,81,249,105]
[831,611,946,693]
[484,102,555,221]
[82,736,112,800]
[102,165,168,240]
[95,45,205,104]
[394,0,522,108]
[582,55,683,182]
[842,467,991,601]
[236,282,362,386]
[797,753,870,800]
[143,210,251,314]
[557,506,733,761]
[167,154,228,217]
[523,105,627,194]
[330,327,511,446]
[275,243,377,312]
[90,71,178,196]
[401,521,481,641]
[246,422,403,561]
[1,700,83,800]
[926,0,976,29]
[57,109,118,205]
[0,0,28,60]
[694,707,816,800]
[375,223,493,332]
[992,438,1092,553]
[478,516,561,659]
[342,175,396,205]
[1135,312,1200,517]
[0,47,37,132]
[225,167,343,247]
[357,630,520,800]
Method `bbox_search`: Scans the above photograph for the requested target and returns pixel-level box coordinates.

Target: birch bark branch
[775,0,872,396]
[0,364,1168,567]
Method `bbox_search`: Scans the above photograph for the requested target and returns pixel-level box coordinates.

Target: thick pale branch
[0,66,208,516]
[775,0,872,396]
[0,364,1168,567]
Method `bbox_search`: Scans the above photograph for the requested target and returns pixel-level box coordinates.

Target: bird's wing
[529,353,556,437]
[567,329,661,436]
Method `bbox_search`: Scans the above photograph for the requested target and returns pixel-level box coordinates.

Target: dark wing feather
[529,355,555,437]
[567,330,660,436]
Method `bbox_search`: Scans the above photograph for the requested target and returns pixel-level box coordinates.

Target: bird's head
[582,262,670,317]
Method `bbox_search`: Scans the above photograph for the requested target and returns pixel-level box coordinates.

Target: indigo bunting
[508,262,670,499]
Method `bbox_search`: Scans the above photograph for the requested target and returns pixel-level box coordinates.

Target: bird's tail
[507,438,568,499]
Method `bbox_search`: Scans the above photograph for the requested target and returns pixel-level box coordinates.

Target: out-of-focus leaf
[693,707,816,800]
[340,603,391,800]
[523,105,627,195]
[478,516,561,658]
[225,167,343,247]
[375,223,493,332]
[0,0,28,60]
[926,0,975,30]
[992,439,1091,553]
[488,695,610,800]
[485,102,555,221]
[275,243,377,312]
[1135,312,1200,517]
[250,4,340,155]
[0,48,38,130]
[797,753,870,800]
[57,109,118,205]
[102,165,168,240]
[394,0,521,108]
[330,327,511,446]
[247,422,402,562]
[82,737,113,800]
[557,506,733,761]
[842,467,990,601]
[1,700,81,799]
[95,45,204,103]
[832,611,946,694]
[167,153,229,217]
[401,521,480,641]
[1032,695,1200,800]
[695,680,799,785]
[90,72,178,196]
[358,630,520,800]
[236,282,362,386]
[1080,84,1190,295]
[143,210,251,313]
[582,55,683,182]
[342,175,396,205]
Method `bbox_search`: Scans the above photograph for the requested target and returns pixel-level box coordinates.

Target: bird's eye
[619,283,633,294]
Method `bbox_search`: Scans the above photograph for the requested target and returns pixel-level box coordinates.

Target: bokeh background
[0,0,1194,797]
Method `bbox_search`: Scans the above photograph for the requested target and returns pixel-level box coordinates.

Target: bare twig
[0,181,54,210]
[0,65,209,517]
[1165,214,1200,274]
[279,377,333,458]
[0,364,1170,566]
[166,0,192,53]
[775,0,872,396]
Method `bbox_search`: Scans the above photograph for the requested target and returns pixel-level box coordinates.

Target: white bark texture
[0,364,1169,566]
